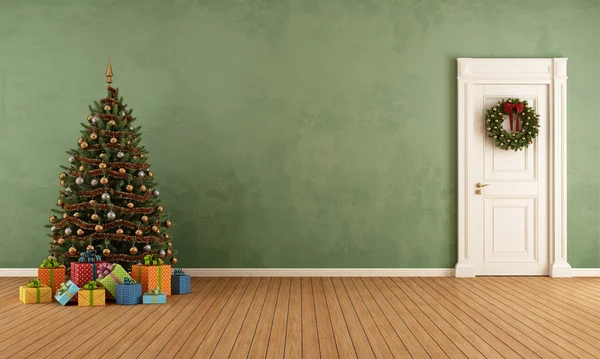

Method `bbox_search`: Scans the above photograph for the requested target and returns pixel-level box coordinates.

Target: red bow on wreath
[503,101,523,132]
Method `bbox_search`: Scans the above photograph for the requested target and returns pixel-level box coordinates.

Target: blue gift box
[143,292,167,304]
[171,274,191,295]
[55,280,80,306]
[116,282,142,305]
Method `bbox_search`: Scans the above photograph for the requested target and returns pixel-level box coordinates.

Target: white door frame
[456,58,571,278]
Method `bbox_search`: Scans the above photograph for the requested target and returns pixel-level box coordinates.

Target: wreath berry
[485,98,540,151]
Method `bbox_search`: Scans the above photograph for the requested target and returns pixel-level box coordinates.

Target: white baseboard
[2,267,598,277]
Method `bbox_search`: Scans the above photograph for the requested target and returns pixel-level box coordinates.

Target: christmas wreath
[485,98,540,151]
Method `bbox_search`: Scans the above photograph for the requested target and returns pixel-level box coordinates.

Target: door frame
[456,58,571,277]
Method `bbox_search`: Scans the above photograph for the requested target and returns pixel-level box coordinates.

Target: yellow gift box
[77,288,106,307]
[19,286,52,304]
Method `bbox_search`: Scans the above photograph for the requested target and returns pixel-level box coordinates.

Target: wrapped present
[171,268,191,295]
[142,287,167,304]
[55,281,80,306]
[116,277,142,305]
[131,255,171,296]
[78,281,105,307]
[70,250,107,300]
[19,278,52,304]
[38,258,66,300]
[97,263,133,299]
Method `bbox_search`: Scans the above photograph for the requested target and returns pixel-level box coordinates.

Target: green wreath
[485,98,540,151]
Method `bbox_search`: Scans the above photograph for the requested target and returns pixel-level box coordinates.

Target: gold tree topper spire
[106,55,113,85]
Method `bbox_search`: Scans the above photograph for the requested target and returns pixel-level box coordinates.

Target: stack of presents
[19,251,191,306]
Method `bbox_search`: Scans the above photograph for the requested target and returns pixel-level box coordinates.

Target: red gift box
[70,261,108,301]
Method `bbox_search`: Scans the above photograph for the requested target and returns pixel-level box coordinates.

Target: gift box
[142,288,167,304]
[131,255,171,295]
[38,258,66,300]
[70,250,107,300]
[97,263,134,298]
[19,278,52,304]
[171,268,191,295]
[54,281,80,306]
[116,278,142,305]
[78,281,105,307]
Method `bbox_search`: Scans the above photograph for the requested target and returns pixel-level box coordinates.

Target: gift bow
[96,263,114,279]
[503,100,524,132]
[173,268,185,276]
[40,257,61,268]
[147,287,161,295]
[27,278,42,288]
[83,281,98,290]
[56,282,75,298]
[79,250,101,263]
[144,254,163,266]
[124,277,137,285]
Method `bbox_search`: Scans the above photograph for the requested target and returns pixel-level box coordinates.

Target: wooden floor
[2,277,600,358]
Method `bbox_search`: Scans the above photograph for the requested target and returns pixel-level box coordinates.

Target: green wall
[0,0,599,268]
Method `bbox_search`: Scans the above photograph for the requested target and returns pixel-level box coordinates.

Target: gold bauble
[127,140,131,145]
[148,171,154,177]
[126,184,133,192]
[116,228,124,234]
[104,105,111,111]
[166,249,172,256]
[86,244,94,251]
[165,220,172,228]
[57,238,65,245]
[80,142,88,149]
[62,213,68,219]
[87,115,93,121]
[48,254,55,260]
[140,185,147,192]
[78,137,83,144]
[108,120,116,126]
[135,229,143,236]
[167,242,172,247]
[60,180,66,187]
[119,168,126,174]
[102,248,111,256]
[127,202,134,208]
[133,156,138,160]
[99,162,107,169]
[90,133,98,140]
[157,206,164,213]
[95,224,103,232]
[69,246,77,255]
[110,137,118,144]
[165,234,170,240]
[141,216,149,223]
[170,257,178,265]
[52,239,57,245]
[57,199,63,206]
[79,165,85,171]
[89,199,96,204]
[99,153,104,158]
[91,213,99,221]
[152,225,159,233]
[59,172,67,179]
[100,177,109,185]
[77,229,84,236]
[130,246,138,255]
[73,212,80,218]
[140,154,145,159]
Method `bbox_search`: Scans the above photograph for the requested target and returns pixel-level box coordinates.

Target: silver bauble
[153,189,160,197]
[64,228,72,236]
[143,244,152,252]
[68,155,75,163]
[107,211,116,221]
[117,151,125,159]
[121,111,126,116]
[138,171,145,177]
[91,179,99,186]
[101,192,110,201]
[51,226,56,232]
[65,187,72,193]
[75,177,84,185]
[91,116,99,124]
[158,249,166,258]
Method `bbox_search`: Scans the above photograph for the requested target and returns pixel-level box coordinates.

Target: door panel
[469,84,548,275]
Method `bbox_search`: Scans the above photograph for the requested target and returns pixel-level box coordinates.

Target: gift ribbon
[143,254,163,266]
[84,281,97,306]
[96,263,113,279]
[124,277,137,285]
[40,258,61,268]
[503,101,523,132]
[147,287,161,304]
[56,282,73,297]
[27,279,42,303]
[79,250,101,263]
[173,268,185,276]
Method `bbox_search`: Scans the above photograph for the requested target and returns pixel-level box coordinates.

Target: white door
[467,84,549,275]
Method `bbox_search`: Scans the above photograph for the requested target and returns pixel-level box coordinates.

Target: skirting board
[1,268,598,277]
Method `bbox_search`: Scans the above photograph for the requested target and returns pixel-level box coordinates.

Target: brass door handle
[476,182,490,188]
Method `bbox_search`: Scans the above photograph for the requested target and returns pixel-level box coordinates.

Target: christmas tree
[47,58,177,269]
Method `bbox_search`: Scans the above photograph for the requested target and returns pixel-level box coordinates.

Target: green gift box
[96,263,133,298]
